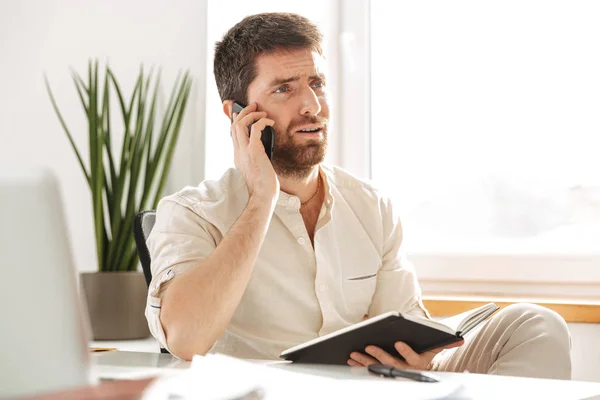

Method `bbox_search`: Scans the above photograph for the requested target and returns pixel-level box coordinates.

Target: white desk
[91,351,600,399]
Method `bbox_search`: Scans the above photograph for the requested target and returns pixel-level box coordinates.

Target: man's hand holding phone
[230,102,279,205]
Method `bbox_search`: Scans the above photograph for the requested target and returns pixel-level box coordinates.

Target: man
[145,12,571,379]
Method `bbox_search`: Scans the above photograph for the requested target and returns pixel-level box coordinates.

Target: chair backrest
[133,210,156,287]
[133,210,171,354]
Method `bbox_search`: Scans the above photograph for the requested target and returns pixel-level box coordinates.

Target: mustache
[288,115,328,132]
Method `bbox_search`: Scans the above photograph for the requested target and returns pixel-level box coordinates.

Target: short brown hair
[213,12,323,104]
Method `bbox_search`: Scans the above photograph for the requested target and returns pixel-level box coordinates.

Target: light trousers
[432,303,572,380]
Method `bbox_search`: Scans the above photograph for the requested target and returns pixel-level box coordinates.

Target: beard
[271,115,328,179]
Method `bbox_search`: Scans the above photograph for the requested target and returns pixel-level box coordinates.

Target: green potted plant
[45,60,192,339]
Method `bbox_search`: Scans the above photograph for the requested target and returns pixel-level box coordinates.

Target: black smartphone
[231,101,275,160]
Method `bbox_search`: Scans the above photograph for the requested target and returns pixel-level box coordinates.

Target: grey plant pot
[80,271,150,340]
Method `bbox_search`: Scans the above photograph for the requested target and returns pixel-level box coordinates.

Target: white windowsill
[410,252,600,299]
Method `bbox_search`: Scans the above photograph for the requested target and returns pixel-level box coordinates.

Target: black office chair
[133,210,171,354]
[133,210,156,287]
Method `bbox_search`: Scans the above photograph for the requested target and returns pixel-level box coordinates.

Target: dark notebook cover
[280,313,464,365]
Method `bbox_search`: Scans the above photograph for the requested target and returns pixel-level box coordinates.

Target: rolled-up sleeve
[145,195,219,351]
[368,196,431,320]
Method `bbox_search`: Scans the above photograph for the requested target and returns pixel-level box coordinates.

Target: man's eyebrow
[267,73,325,87]
[309,73,325,82]
[268,75,300,87]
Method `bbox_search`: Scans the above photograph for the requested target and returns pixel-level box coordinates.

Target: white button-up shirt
[145,164,430,359]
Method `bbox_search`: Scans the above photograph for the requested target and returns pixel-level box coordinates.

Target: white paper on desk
[141,354,467,400]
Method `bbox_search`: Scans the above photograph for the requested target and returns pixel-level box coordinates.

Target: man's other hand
[347,340,464,370]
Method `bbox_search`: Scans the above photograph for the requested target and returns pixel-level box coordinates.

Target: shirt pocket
[346,273,377,281]
[342,273,378,319]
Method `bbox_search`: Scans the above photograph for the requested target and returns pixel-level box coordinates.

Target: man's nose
[299,86,322,116]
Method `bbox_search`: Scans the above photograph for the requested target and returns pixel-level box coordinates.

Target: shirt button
[297,237,306,245]
[319,284,327,292]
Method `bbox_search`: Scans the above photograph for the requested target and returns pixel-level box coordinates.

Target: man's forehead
[255,49,326,81]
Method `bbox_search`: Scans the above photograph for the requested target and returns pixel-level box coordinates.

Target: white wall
[0,0,207,272]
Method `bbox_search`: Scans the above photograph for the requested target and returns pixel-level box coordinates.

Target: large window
[369,1,600,297]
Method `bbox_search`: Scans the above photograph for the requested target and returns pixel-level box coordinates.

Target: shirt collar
[275,165,334,210]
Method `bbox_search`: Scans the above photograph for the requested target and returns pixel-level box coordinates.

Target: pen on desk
[89,347,117,352]
[368,364,441,383]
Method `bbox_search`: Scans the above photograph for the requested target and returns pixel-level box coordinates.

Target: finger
[233,102,258,121]
[235,111,268,131]
[248,118,275,158]
[230,113,241,148]
[394,342,422,367]
[230,113,238,134]
[349,351,378,367]
[232,116,257,148]
[249,118,275,144]
[347,359,362,367]
[230,111,246,148]
[233,112,269,148]
[365,346,408,368]
[231,121,246,149]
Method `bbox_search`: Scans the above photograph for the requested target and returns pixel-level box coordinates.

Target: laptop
[0,169,93,398]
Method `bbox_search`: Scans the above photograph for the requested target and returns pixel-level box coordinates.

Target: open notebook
[280,303,499,365]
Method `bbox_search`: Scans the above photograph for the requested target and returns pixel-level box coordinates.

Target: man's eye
[312,80,324,89]
[274,85,289,93]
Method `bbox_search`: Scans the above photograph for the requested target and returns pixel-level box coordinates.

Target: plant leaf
[112,66,151,270]
[44,75,91,186]
[140,70,161,210]
[89,59,107,270]
[71,70,89,115]
[153,75,193,207]
[102,65,117,199]
[105,72,142,269]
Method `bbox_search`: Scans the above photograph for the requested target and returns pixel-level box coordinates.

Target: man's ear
[223,100,233,119]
